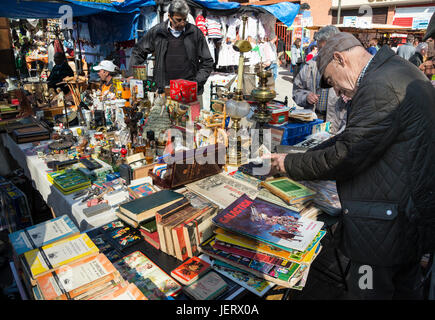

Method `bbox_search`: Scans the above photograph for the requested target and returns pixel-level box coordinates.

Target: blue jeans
[265,63,278,81]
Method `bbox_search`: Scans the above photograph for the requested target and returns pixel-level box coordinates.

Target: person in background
[290,38,303,77]
[47,52,74,93]
[305,43,317,62]
[409,42,428,68]
[276,36,286,67]
[419,41,435,83]
[397,34,416,60]
[366,38,378,55]
[93,60,118,96]
[128,0,213,106]
[413,38,420,48]
[292,25,347,134]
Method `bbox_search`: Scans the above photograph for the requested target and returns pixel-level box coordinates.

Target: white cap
[93,60,117,72]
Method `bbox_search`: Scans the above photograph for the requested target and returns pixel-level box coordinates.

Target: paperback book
[212,194,324,252]
[261,177,316,205]
[170,256,211,285]
[9,215,79,255]
[183,271,228,300]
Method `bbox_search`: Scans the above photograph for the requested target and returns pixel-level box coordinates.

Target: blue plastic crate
[280,119,324,146]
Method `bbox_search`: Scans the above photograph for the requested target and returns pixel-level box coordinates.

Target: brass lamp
[225,99,250,166]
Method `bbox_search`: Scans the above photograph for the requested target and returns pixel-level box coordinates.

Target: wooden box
[149,143,225,189]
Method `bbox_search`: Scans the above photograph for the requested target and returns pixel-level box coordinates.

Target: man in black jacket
[268,32,435,299]
[128,0,213,100]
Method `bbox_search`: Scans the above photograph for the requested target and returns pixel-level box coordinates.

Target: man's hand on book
[262,153,287,175]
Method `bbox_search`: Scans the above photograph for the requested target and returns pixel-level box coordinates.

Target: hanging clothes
[195,14,207,36]
[206,15,223,39]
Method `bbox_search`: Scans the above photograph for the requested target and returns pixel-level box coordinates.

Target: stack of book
[155,190,218,261]
[199,194,326,290]
[115,189,184,249]
[9,216,148,300]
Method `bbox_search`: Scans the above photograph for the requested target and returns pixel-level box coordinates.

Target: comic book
[212,194,324,252]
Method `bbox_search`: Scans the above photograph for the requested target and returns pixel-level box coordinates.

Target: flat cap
[317,32,363,88]
[423,12,435,42]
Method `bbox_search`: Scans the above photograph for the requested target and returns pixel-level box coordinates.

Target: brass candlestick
[251,67,276,144]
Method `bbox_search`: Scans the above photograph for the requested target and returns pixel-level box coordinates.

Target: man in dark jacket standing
[128,0,213,101]
[268,32,435,299]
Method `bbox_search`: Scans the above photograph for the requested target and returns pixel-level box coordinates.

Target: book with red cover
[139,229,160,250]
[170,256,211,285]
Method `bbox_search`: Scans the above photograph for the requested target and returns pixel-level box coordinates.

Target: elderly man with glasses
[268,32,435,299]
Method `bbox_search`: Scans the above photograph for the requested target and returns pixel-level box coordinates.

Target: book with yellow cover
[214,227,325,265]
[23,233,99,280]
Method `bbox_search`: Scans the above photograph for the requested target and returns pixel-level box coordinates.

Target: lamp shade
[225,99,250,119]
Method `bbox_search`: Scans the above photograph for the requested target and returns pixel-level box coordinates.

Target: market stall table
[0,132,140,232]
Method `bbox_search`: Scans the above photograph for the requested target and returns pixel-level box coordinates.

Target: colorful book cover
[214,227,326,265]
[103,226,143,251]
[183,207,217,258]
[113,251,181,298]
[23,233,99,279]
[199,236,301,287]
[170,256,211,285]
[9,215,79,255]
[201,255,275,297]
[128,183,156,199]
[213,194,324,252]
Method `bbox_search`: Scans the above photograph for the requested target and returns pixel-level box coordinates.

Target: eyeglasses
[171,16,187,24]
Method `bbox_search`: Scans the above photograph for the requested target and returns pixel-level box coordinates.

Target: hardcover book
[183,271,228,300]
[170,256,211,285]
[139,229,160,250]
[119,189,184,222]
[35,253,120,300]
[113,251,182,298]
[22,233,99,280]
[212,194,324,252]
[9,215,79,255]
[185,173,259,209]
[261,177,316,205]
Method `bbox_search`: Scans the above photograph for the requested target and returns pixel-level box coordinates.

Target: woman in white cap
[93,60,118,96]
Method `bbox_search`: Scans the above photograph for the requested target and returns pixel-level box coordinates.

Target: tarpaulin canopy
[2,0,300,44]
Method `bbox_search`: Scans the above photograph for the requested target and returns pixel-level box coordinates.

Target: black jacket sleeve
[284,79,401,181]
[127,28,157,76]
[194,30,214,89]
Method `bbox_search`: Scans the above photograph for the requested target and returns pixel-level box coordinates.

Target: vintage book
[257,188,305,212]
[261,177,316,205]
[199,236,302,288]
[93,283,148,300]
[9,215,79,256]
[22,233,99,281]
[127,182,156,200]
[35,253,121,300]
[214,227,326,265]
[183,206,218,258]
[298,180,342,216]
[185,173,259,209]
[75,278,127,300]
[171,206,214,261]
[113,251,182,298]
[115,209,157,233]
[201,255,275,297]
[182,271,228,300]
[87,233,122,263]
[119,189,184,222]
[155,200,193,254]
[212,194,324,252]
[163,205,203,257]
[170,256,211,285]
[139,229,160,250]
